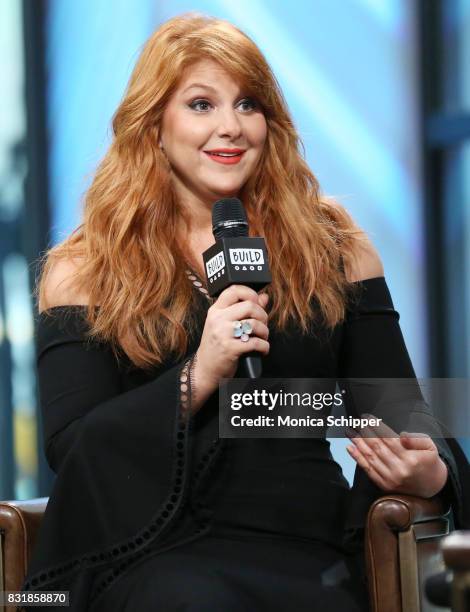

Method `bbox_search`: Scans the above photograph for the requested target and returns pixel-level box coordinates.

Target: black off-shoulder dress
[20,272,469,612]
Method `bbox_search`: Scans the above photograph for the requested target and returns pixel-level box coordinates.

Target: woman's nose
[216,107,243,138]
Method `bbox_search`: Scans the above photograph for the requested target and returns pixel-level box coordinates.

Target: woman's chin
[206,184,243,200]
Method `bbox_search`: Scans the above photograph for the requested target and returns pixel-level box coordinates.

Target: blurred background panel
[0,0,38,501]
[421,0,470,379]
[0,0,468,500]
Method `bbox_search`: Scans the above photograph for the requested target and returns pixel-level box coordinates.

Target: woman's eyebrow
[183,83,218,94]
[182,83,244,96]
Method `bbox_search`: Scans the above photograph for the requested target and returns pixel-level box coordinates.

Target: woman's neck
[181,230,216,280]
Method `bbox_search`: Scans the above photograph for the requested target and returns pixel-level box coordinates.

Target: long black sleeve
[22,305,215,611]
[36,306,199,473]
[36,307,122,472]
[338,277,470,551]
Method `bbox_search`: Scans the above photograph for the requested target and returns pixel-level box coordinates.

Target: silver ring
[233,320,253,342]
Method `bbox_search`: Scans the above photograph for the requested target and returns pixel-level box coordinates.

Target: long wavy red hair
[36,12,366,369]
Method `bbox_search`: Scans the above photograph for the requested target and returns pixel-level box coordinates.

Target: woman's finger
[226,318,269,341]
[214,284,260,309]
[258,292,270,307]
[399,432,435,451]
[346,445,389,490]
[224,300,269,325]
[360,416,408,459]
[347,433,396,483]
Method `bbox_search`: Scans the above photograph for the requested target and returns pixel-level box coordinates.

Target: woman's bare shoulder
[323,200,385,282]
[38,257,90,314]
[344,228,384,283]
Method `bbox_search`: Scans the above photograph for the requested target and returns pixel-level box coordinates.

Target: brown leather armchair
[0,498,48,612]
[365,493,451,612]
[1,494,451,612]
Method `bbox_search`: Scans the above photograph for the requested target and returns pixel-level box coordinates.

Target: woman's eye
[189,98,258,113]
[189,99,212,112]
[238,98,257,112]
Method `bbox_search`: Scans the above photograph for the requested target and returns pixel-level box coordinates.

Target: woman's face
[159,59,267,208]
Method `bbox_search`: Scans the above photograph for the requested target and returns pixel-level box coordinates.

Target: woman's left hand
[345,418,449,498]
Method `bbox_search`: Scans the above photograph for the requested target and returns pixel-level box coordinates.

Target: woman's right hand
[192,285,270,401]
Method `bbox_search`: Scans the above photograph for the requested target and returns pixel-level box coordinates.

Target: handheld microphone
[202,197,272,379]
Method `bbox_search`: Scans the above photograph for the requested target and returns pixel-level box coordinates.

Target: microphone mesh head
[212,198,249,239]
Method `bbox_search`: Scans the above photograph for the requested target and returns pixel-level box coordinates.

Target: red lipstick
[203,148,246,165]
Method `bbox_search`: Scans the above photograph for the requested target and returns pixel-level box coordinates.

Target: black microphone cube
[202,236,271,298]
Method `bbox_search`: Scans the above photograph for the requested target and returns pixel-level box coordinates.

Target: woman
[22,13,468,612]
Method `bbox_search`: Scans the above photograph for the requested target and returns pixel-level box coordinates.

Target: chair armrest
[368,493,449,529]
[0,497,49,593]
[365,494,451,612]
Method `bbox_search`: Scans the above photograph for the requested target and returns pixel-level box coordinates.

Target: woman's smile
[203,149,246,165]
